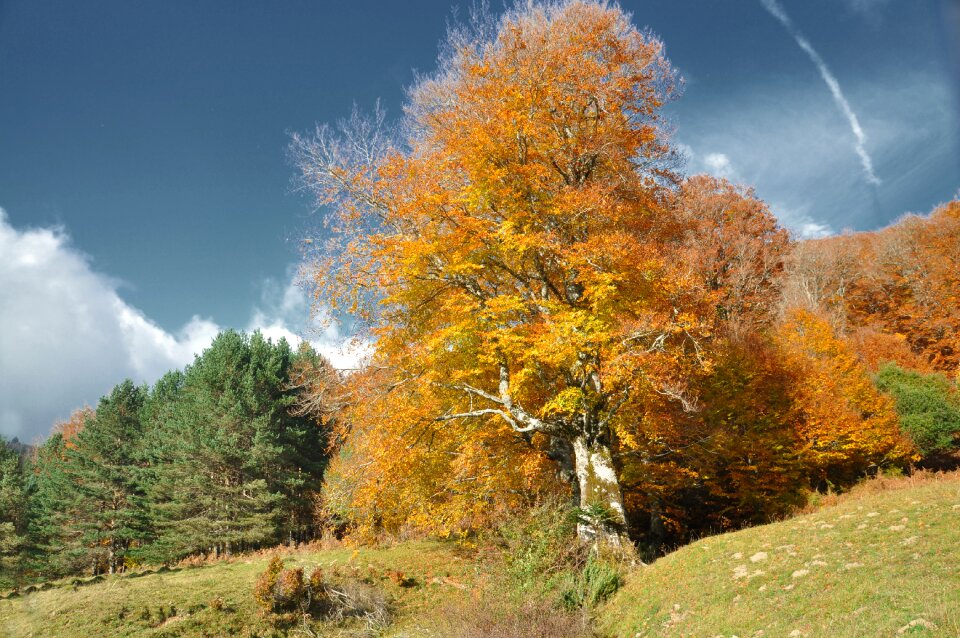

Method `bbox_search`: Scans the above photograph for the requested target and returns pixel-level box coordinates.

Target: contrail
[760,0,882,186]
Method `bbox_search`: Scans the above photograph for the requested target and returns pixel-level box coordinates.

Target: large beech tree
[294,1,738,542]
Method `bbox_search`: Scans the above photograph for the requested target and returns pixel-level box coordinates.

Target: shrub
[273,567,305,611]
[875,363,960,459]
[252,555,284,612]
[558,554,623,610]
[253,556,309,616]
[253,558,391,631]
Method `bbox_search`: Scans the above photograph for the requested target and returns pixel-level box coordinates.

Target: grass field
[0,541,485,638]
[598,472,960,637]
[3,473,959,637]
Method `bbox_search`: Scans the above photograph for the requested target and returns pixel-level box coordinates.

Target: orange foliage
[845,201,960,371]
[776,308,915,484]
[673,175,790,332]
[295,1,933,545]
[320,369,563,540]
[785,199,960,373]
[847,325,933,373]
[52,406,94,449]
[296,1,696,541]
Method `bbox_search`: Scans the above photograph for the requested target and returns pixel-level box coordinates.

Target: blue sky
[1,0,957,440]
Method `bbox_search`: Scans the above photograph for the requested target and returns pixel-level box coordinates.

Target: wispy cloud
[680,145,836,238]
[760,0,882,186]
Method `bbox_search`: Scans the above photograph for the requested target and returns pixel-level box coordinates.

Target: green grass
[0,541,481,638]
[5,474,960,637]
[599,473,960,637]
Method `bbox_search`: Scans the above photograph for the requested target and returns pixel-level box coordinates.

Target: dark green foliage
[874,363,960,459]
[29,382,151,576]
[142,331,327,563]
[0,437,30,588]
[22,330,333,580]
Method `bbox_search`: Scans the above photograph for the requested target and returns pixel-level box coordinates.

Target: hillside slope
[0,541,485,638]
[3,474,959,637]
[600,474,960,637]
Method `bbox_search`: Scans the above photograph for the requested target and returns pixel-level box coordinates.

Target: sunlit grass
[0,541,478,638]
[599,472,960,637]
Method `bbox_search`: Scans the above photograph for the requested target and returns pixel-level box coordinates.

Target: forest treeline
[2,0,960,590]
[0,331,336,587]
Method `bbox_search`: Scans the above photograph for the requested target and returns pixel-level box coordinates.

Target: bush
[273,567,305,610]
[253,556,308,616]
[875,363,960,459]
[252,557,391,631]
[495,499,586,593]
[253,556,284,612]
[558,554,623,610]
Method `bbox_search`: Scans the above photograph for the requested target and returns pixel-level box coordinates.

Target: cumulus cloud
[247,272,371,370]
[702,152,737,180]
[679,145,741,182]
[760,0,882,186]
[0,210,362,442]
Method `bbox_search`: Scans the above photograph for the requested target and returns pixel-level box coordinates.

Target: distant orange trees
[784,199,960,374]
[52,406,94,449]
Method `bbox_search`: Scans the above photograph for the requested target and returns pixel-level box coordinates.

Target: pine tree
[56,382,151,574]
[143,331,326,561]
[0,437,30,588]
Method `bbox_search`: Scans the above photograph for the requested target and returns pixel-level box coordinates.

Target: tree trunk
[572,435,629,546]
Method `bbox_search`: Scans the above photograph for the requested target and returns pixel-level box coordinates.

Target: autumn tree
[776,309,914,486]
[616,176,794,547]
[291,0,757,543]
[318,367,564,540]
[672,175,790,332]
[782,199,960,374]
[52,406,94,449]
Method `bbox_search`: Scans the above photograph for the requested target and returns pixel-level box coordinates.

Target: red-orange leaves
[777,309,915,483]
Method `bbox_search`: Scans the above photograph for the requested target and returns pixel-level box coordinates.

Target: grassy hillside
[599,473,960,637]
[3,473,959,638]
[0,541,488,638]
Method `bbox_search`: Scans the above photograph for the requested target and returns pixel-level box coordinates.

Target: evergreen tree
[30,382,151,575]
[144,331,326,561]
[0,437,30,588]
[28,433,88,576]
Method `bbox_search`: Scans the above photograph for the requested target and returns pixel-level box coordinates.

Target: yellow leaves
[541,387,587,418]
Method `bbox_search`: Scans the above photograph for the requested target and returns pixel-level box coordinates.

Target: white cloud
[680,144,836,238]
[768,202,835,239]
[0,210,363,442]
[679,145,741,181]
[247,272,371,370]
[675,63,956,234]
[702,152,737,180]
